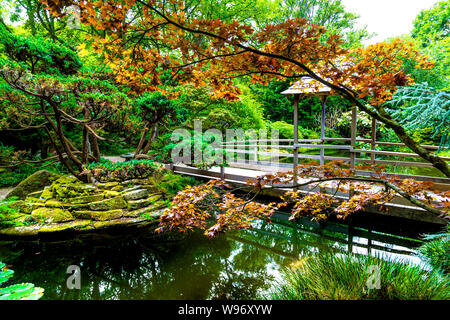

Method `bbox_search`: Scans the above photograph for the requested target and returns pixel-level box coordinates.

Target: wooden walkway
[167,162,449,225]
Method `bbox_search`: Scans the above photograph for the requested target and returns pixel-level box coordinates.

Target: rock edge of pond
[0,175,167,241]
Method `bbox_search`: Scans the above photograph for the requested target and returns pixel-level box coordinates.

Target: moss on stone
[73,209,123,221]
[124,202,166,218]
[148,194,162,203]
[5,170,61,200]
[71,194,104,204]
[103,190,121,198]
[122,189,149,201]
[127,199,152,210]
[31,207,74,224]
[88,196,127,211]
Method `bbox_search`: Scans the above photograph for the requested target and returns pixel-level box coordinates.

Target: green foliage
[84,159,161,182]
[156,172,200,197]
[386,83,450,149]
[0,197,23,228]
[269,121,320,140]
[417,226,449,274]
[412,0,450,47]
[0,142,68,187]
[272,0,372,47]
[0,262,44,300]
[0,24,82,75]
[267,252,449,300]
[173,84,265,132]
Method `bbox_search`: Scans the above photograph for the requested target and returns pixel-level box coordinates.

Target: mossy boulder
[71,194,104,204]
[73,209,123,221]
[122,189,149,201]
[127,199,152,210]
[31,207,74,224]
[6,170,61,200]
[88,196,127,211]
[50,176,97,201]
[124,202,166,218]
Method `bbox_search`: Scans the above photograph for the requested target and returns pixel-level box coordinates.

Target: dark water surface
[0,215,428,300]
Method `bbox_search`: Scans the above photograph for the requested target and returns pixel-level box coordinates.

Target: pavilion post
[293,94,299,189]
[350,104,357,169]
[371,118,377,165]
[320,96,327,165]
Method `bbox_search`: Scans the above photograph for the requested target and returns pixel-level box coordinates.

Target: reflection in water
[0,217,424,300]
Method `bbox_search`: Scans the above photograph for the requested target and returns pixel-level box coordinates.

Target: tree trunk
[142,124,158,155]
[134,124,150,158]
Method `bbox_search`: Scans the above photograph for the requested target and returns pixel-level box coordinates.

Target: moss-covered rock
[103,190,121,198]
[50,176,97,201]
[88,196,127,211]
[148,194,162,203]
[40,187,54,200]
[71,194,104,204]
[97,182,120,189]
[122,189,149,201]
[73,209,123,221]
[26,190,43,199]
[127,199,152,210]
[6,170,61,200]
[124,202,166,218]
[31,207,74,224]
[10,201,45,214]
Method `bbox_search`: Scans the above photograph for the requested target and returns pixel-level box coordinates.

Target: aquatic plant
[267,252,449,300]
[417,226,449,274]
[0,262,44,300]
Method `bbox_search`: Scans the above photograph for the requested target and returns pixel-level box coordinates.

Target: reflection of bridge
[227,214,423,260]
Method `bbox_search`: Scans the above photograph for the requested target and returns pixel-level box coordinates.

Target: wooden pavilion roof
[281,77,333,96]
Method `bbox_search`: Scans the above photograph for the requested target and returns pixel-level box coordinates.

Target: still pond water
[0,214,428,300]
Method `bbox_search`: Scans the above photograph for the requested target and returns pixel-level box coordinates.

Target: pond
[0,213,432,300]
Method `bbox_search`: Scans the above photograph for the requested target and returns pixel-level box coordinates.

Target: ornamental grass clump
[417,226,449,274]
[267,252,449,300]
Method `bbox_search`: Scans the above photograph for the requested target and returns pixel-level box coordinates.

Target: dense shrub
[83,159,162,182]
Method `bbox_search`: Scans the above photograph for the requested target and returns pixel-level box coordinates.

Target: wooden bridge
[162,78,450,226]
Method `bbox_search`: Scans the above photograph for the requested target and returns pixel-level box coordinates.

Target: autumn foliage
[158,161,449,237]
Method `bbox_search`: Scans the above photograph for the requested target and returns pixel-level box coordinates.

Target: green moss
[73,209,123,221]
[127,199,152,210]
[88,196,127,211]
[5,170,61,200]
[71,194,104,204]
[122,189,149,201]
[30,207,74,224]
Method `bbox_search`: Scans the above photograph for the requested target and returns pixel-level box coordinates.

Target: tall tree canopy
[37,0,450,177]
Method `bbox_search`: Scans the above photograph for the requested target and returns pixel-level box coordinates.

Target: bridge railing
[218,138,450,184]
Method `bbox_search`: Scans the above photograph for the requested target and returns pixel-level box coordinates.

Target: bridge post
[293,94,299,189]
[350,104,357,169]
[320,96,327,165]
[371,118,377,165]
[349,104,357,199]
